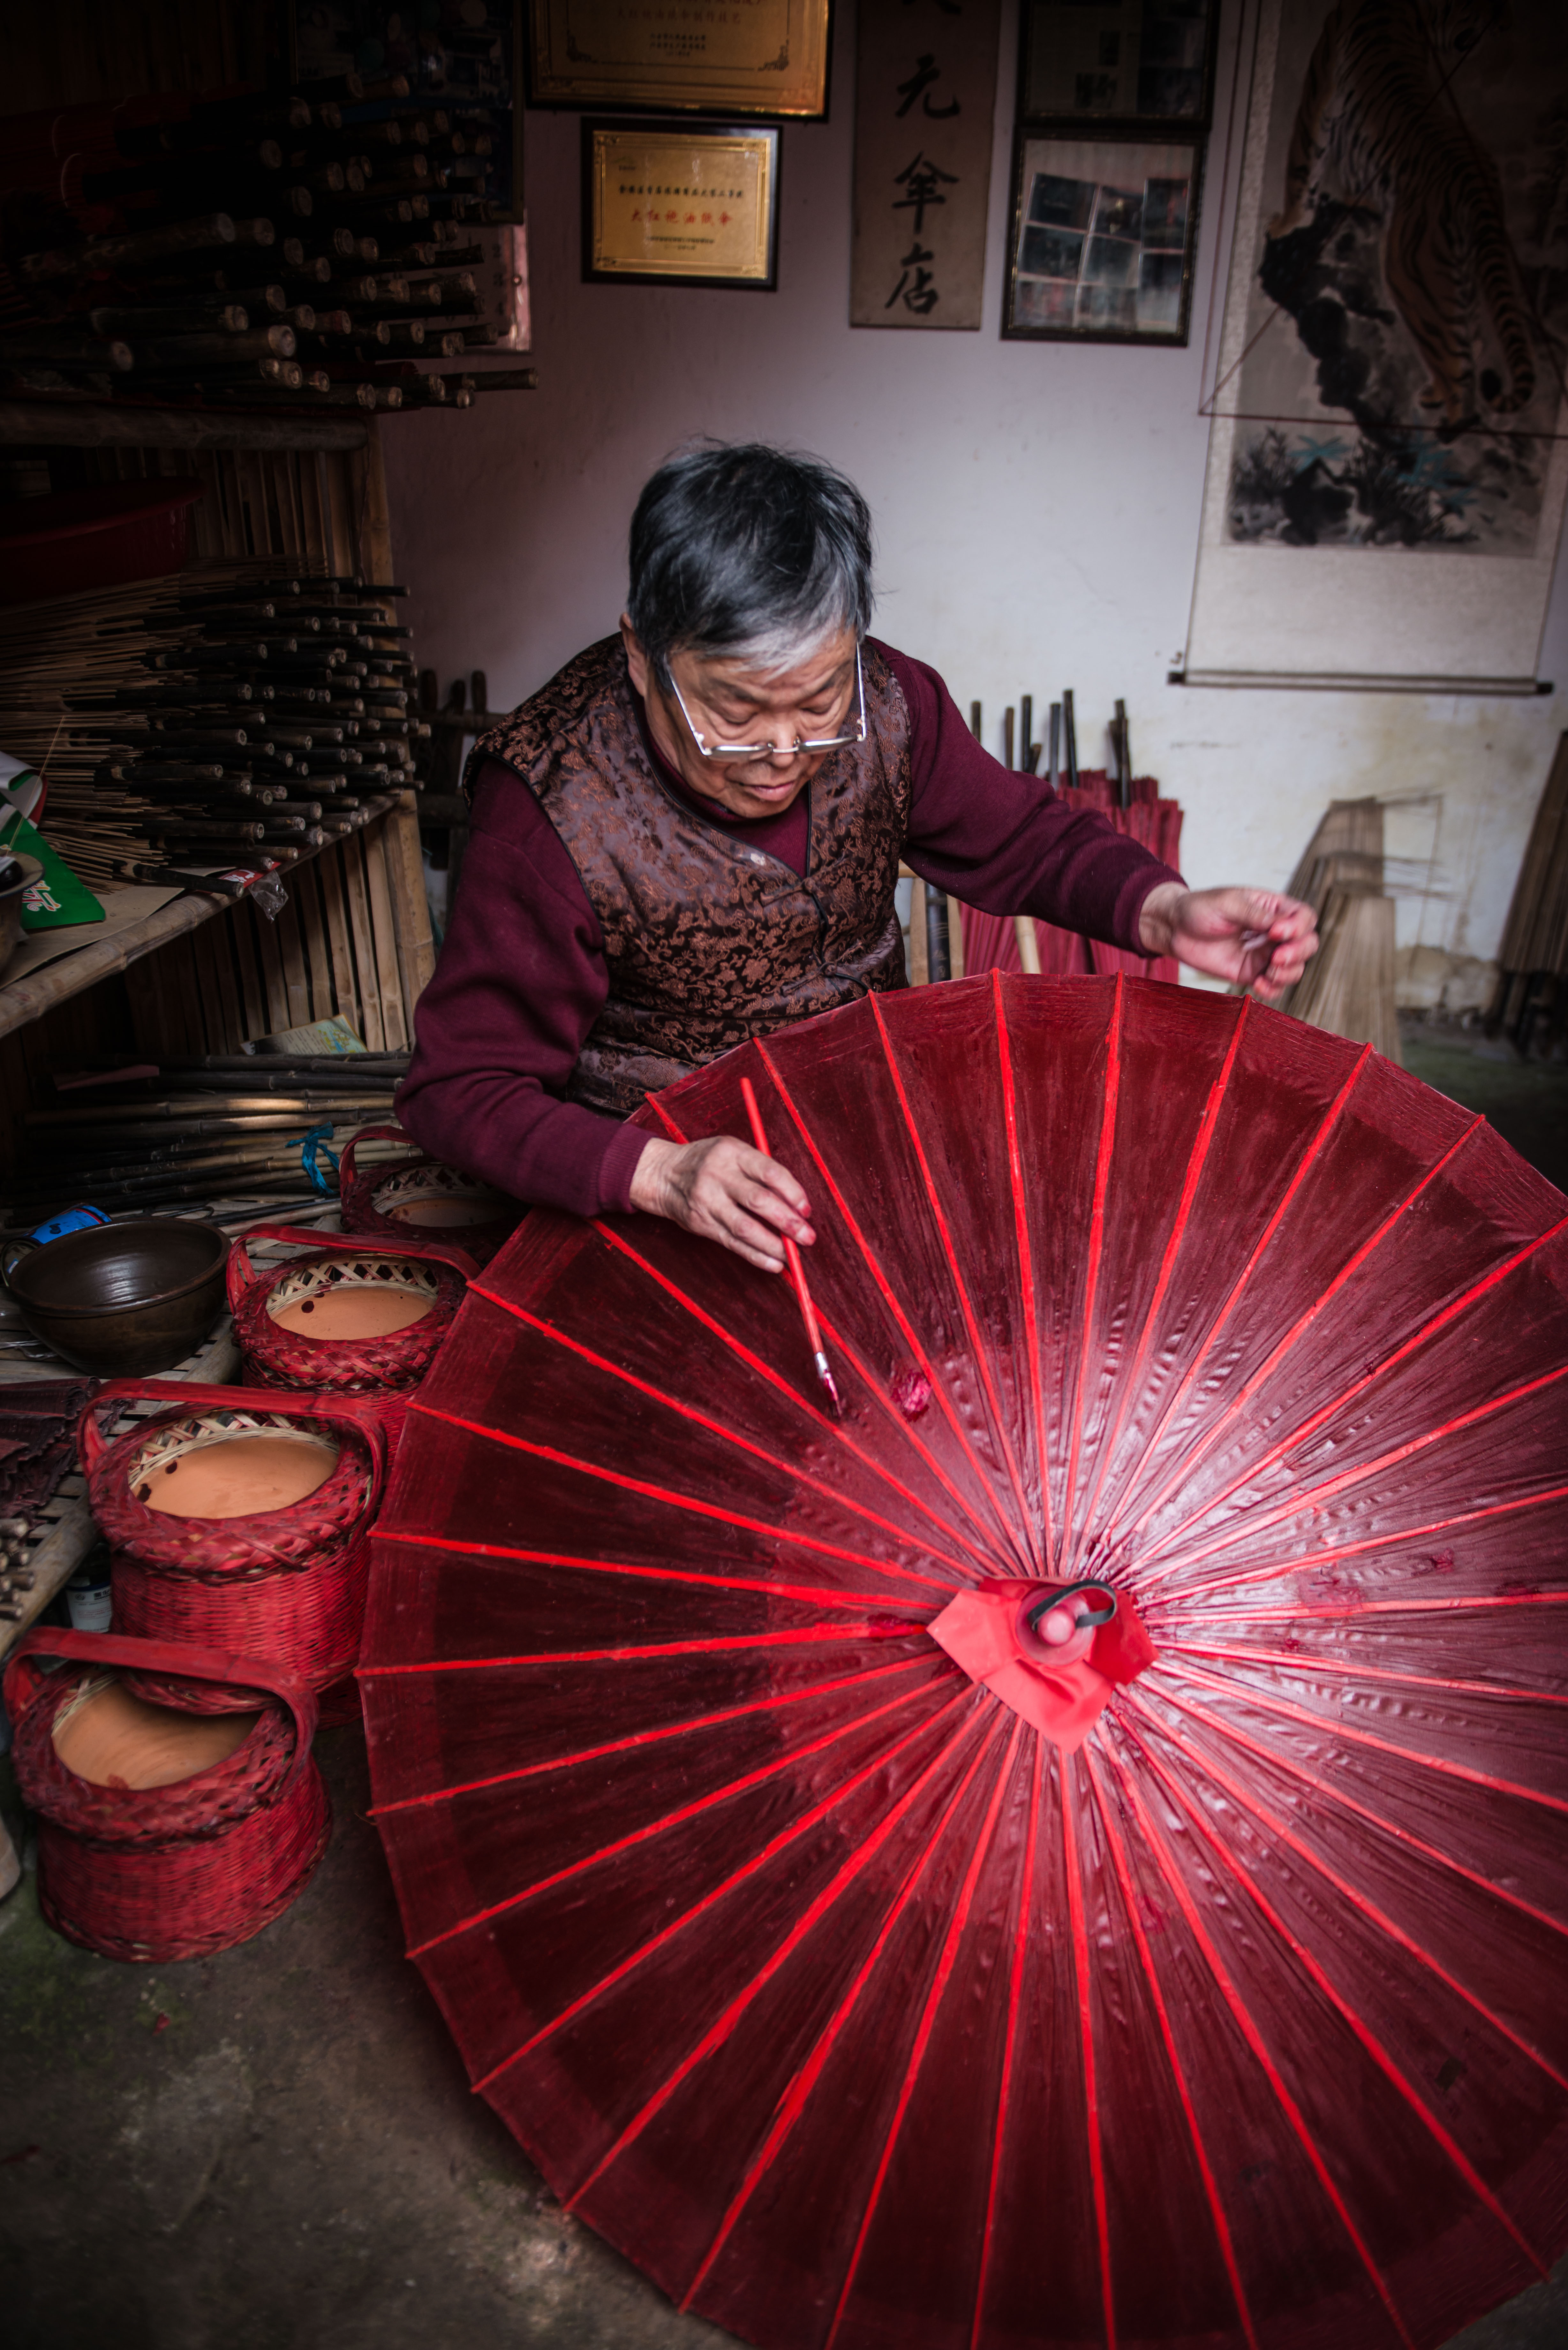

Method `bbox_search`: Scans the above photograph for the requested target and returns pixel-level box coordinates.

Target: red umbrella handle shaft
[739,1075,825,1347]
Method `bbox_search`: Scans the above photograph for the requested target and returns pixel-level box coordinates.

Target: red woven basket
[228,1224,476,1452]
[80,1379,387,1714]
[338,1124,520,1267]
[4,1628,329,1964]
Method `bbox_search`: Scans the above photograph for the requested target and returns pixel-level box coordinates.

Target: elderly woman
[400,444,1315,1270]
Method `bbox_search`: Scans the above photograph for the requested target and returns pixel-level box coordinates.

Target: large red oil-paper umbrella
[361,975,1568,2350]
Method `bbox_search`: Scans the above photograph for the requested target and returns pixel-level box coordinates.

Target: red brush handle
[738,1077,824,1349]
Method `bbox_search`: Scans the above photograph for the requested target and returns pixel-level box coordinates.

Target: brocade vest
[468,636,914,1117]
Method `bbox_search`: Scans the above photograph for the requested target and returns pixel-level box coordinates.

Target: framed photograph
[583,120,780,290]
[1003,128,1202,344]
[289,1,525,219]
[530,0,830,119]
[1019,0,1217,129]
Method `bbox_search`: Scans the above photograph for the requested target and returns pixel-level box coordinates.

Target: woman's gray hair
[627,443,874,678]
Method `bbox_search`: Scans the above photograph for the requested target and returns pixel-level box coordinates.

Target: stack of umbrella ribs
[56,572,419,881]
[1,68,510,413]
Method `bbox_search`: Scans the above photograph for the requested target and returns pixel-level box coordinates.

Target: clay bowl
[5,1218,227,1375]
[0,851,43,979]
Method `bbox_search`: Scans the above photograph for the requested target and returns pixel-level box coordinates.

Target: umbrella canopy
[362,975,1568,2350]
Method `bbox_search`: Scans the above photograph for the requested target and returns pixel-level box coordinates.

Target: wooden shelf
[0,792,433,1045]
[0,399,370,451]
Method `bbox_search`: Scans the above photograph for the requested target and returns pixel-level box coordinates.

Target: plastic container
[0,482,204,605]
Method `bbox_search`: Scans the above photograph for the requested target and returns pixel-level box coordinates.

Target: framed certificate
[583,120,780,289]
[530,0,830,118]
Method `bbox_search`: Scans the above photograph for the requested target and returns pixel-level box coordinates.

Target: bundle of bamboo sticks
[0,66,524,415]
[2,1051,409,1225]
[0,558,423,890]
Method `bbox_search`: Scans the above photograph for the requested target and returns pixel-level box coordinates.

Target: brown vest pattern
[469,636,914,1116]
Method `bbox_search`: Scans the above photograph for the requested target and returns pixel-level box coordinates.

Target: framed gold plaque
[584,121,780,289]
[530,0,830,118]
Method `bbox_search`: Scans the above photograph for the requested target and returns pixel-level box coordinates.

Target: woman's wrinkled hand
[629,1133,815,1271]
[1137,883,1319,1001]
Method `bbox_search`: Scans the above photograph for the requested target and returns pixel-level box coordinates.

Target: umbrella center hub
[927,1576,1156,1753]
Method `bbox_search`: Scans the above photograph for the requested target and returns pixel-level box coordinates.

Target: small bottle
[65,1554,113,1635]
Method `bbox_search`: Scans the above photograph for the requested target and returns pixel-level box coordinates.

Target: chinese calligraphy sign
[851,0,1002,332]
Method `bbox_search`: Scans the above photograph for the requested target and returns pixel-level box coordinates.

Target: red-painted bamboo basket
[4,1628,329,1963]
[338,1125,521,1267]
[81,1379,386,1716]
[228,1224,477,1452]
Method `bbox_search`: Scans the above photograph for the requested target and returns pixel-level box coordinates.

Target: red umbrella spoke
[367,974,1568,2350]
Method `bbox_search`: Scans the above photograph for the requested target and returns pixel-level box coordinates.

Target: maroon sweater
[398,641,1182,1217]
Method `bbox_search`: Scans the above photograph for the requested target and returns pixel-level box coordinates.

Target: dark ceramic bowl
[4,1218,227,1375]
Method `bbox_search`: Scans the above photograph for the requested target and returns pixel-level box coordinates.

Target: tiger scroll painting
[1185,0,1568,690]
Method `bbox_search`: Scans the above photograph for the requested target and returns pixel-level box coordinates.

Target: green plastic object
[0,794,105,930]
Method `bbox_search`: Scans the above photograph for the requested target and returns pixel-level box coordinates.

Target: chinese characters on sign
[851,0,1003,331]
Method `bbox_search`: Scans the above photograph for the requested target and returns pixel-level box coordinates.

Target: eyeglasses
[663,646,867,764]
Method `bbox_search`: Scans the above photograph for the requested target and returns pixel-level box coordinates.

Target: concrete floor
[2,1022,1564,2350]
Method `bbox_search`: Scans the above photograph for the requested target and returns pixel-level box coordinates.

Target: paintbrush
[738,1076,843,1420]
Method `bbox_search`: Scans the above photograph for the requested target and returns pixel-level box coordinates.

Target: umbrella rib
[1119,1711,1552,2276]
[1061,1753,1117,2350]
[1145,1482,1568,1605]
[1143,1679,1568,1943]
[370,1655,932,1816]
[1073,995,1250,1562]
[759,1039,1037,1575]
[1083,1754,1262,2350]
[1170,1591,1568,1627]
[373,1527,905,1615]
[560,1706,996,2215]
[363,1625,912,1679]
[1123,1688,1568,2095]
[1143,1356,1568,1583]
[1060,977,1125,1571]
[1104,1109,1484,1561]
[992,972,1053,1558]
[675,1712,1008,2310]
[468,1281,980,1583]
[1095,1045,1374,1558]
[585,1221,1002,1574]
[1173,1637,1568,1710]
[1139,1205,1568,1581]
[822,1717,1025,2350]
[404,1399,951,1593]
[405,1673,962,1958]
[868,992,1041,1568]
[1159,1656,1568,1816]
[1097,1729,1417,2349]
[478,1687,979,2099]
[969,1730,1044,2350]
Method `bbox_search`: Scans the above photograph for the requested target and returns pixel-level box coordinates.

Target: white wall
[382,0,1567,971]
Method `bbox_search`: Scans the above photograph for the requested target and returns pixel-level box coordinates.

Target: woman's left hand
[1137,883,1318,1001]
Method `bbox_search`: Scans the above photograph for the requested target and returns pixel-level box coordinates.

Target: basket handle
[339,1124,418,1195]
[79,1376,390,1497]
[228,1223,479,1283]
[3,1626,319,1783]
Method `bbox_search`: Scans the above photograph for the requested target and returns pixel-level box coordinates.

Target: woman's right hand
[629,1133,815,1273]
